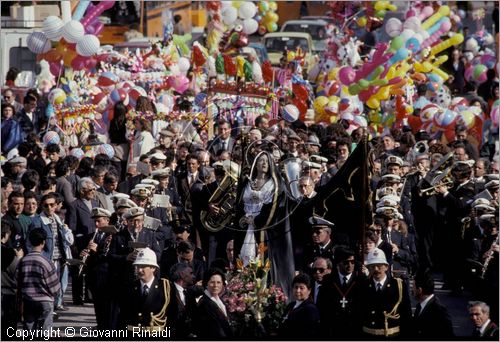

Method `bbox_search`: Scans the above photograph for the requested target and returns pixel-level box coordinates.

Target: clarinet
[480,235,499,279]
[78,230,98,277]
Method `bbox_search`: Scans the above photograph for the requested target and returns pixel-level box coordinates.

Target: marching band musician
[122,247,171,332]
[110,198,136,231]
[435,162,476,295]
[108,207,161,327]
[151,168,183,216]
[83,208,114,329]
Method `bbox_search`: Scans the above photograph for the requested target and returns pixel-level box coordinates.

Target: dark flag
[314,137,372,258]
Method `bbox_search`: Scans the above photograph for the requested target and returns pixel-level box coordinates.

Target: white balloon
[239,2,257,20]
[385,18,402,38]
[178,57,191,72]
[43,16,63,41]
[242,18,259,35]
[27,32,51,54]
[222,7,238,25]
[252,60,262,83]
[403,17,421,33]
[220,1,232,10]
[76,34,100,56]
[399,29,414,43]
[62,20,84,43]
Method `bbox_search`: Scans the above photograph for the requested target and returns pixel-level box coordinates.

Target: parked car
[280,19,328,53]
[261,32,315,67]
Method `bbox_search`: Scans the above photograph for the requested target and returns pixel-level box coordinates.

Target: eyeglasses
[343,259,355,265]
[3,95,12,100]
[369,228,382,233]
[85,188,96,192]
[313,267,326,273]
[43,202,57,208]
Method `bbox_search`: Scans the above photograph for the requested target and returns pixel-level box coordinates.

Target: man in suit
[317,246,364,338]
[122,248,171,332]
[167,263,196,338]
[311,257,332,304]
[16,94,43,135]
[358,248,412,338]
[95,172,119,213]
[160,240,205,283]
[176,154,203,223]
[412,270,454,338]
[207,121,235,158]
[468,301,499,339]
[66,177,99,305]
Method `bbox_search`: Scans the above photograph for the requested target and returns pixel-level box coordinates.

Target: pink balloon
[81,1,116,27]
[172,75,190,94]
[71,55,88,70]
[338,67,356,85]
[50,62,63,76]
[84,57,97,70]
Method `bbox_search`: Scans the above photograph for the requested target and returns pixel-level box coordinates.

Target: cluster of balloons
[356,1,397,32]
[255,1,279,34]
[27,1,115,76]
[464,53,496,85]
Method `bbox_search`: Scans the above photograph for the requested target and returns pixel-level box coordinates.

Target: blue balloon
[72,0,90,21]
[388,48,409,65]
[405,37,421,53]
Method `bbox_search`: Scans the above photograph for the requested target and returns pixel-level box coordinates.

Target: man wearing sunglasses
[66,177,99,305]
[27,193,73,312]
[317,246,365,338]
[2,89,22,113]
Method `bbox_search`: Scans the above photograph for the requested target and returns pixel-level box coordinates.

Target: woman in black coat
[279,273,320,339]
[193,268,233,338]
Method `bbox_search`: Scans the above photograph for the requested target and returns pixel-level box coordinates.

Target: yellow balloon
[421,5,450,30]
[287,51,296,62]
[328,95,340,102]
[430,34,464,56]
[232,1,242,9]
[357,17,367,27]
[269,2,277,11]
[328,67,339,81]
[313,96,329,116]
[367,98,381,109]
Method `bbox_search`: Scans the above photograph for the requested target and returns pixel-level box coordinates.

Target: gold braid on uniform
[383,278,403,337]
[149,278,171,329]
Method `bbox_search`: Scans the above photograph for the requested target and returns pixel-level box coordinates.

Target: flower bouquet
[223,243,288,337]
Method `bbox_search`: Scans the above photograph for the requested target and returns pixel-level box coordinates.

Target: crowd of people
[1,1,499,340]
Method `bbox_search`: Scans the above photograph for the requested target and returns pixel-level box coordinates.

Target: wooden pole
[140,0,145,35]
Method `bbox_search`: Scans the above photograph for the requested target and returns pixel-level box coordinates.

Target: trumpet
[418,175,453,196]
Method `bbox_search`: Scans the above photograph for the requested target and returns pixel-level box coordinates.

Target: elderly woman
[235,151,295,297]
[193,268,232,338]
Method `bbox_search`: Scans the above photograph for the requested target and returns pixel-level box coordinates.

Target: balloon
[421,5,450,30]
[258,25,267,35]
[292,98,307,116]
[242,18,259,35]
[357,17,367,27]
[109,88,129,106]
[223,55,237,76]
[292,83,308,101]
[71,55,88,70]
[178,57,191,73]
[216,54,225,74]
[430,34,464,56]
[97,144,115,159]
[283,104,299,122]
[48,88,66,105]
[81,1,116,28]
[43,131,60,145]
[268,1,277,11]
[403,16,421,32]
[259,1,269,12]
[385,17,402,37]
[43,16,64,41]
[61,20,85,43]
[171,75,190,94]
[43,49,63,63]
[473,64,488,83]
[434,109,457,129]
[72,0,90,21]
[27,32,52,54]
[85,58,97,70]
[338,66,356,85]
[192,44,207,67]
[458,110,475,129]
[76,34,100,56]
[128,87,147,107]
[222,7,238,25]
[61,48,77,67]
[313,96,329,116]
[266,22,278,32]
[49,62,63,77]
[239,2,257,19]
[206,1,221,11]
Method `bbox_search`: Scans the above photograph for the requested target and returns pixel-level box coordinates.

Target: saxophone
[480,234,499,279]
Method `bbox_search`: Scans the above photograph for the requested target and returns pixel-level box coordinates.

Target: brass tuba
[201,160,241,232]
[281,157,303,200]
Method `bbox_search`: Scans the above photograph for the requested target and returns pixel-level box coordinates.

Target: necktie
[376,283,382,292]
[143,284,149,297]
[414,303,422,317]
[473,327,481,337]
[221,140,226,150]
[189,174,194,186]
[343,276,348,286]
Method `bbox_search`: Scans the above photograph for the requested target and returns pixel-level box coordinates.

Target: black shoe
[53,312,59,320]
[56,305,69,311]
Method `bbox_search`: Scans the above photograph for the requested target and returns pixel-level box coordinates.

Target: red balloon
[206,1,220,11]
[292,83,309,101]
[85,58,97,70]
[49,62,63,77]
[327,81,340,96]
[71,55,88,70]
[223,55,237,76]
[407,115,422,134]
[292,98,307,117]
[262,60,273,84]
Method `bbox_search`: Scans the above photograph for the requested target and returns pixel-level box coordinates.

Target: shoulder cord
[383,277,403,337]
[149,278,171,329]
